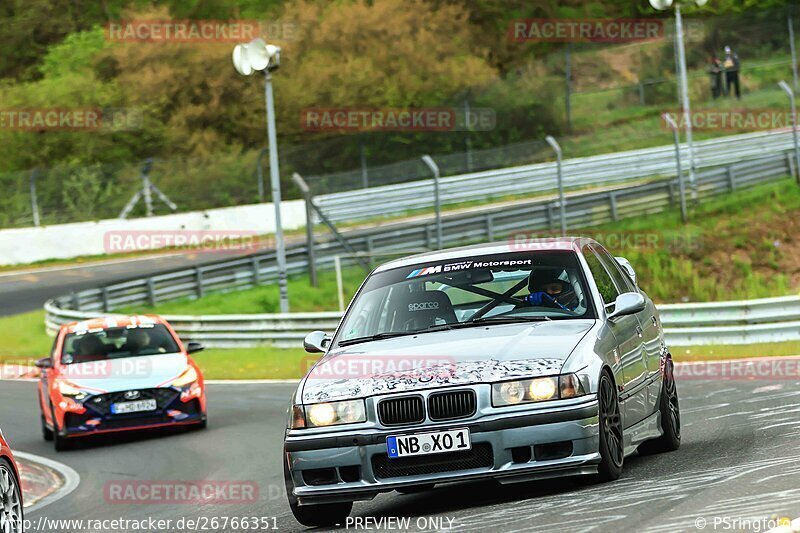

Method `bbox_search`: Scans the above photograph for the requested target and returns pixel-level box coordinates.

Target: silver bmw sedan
[284,238,680,527]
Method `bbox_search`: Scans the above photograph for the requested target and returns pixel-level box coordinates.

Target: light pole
[662,113,688,223]
[233,38,290,313]
[650,0,708,199]
[545,135,567,237]
[779,80,800,185]
[421,155,443,250]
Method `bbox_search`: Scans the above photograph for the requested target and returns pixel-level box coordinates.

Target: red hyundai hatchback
[37,315,207,451]
[0,427,23,532]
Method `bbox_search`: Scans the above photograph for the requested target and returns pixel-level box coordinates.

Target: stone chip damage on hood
[302,358,564,404]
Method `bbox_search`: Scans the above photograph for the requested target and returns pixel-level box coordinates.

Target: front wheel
[595,372,624,482]
[638,355,681,455]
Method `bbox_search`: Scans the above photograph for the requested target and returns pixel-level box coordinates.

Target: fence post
[30,169,41,227]
[195,268,204,299]
[146,278,156,307]
[787,150,797,179]
[292,173,317,286]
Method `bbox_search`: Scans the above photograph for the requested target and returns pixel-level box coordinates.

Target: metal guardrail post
[146,278,156,307]
[101,287,110,313]
[70,292,80,311]
[727,166,736,191]
[195,268,204,299]
[251,256,261,286]
[292,173,318,286]
[486,215,495,241]
[609,192,618,222]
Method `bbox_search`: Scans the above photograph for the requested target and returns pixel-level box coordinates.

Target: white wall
[0,200,307,265]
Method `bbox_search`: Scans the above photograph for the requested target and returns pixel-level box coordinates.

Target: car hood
[61,353,189,394]
[301,320,594,403]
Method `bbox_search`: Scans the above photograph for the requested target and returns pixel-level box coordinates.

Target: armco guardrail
[47,151,792,319]
[44,297,800,348]
[314,129,798,223]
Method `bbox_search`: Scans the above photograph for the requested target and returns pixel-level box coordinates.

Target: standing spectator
[708,54,723,99]
[723,45,741,99]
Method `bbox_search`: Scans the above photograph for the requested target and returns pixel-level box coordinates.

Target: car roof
[60,315,166,334]
[374,237,599,273]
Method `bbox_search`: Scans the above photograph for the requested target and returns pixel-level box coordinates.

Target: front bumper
[61,397,205,438]
[285,398,600,505]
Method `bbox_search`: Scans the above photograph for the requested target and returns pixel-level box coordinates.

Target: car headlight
[303,400,367,428]
[172,366,198,387]
[492,374,585,407]
[57,379,87,400]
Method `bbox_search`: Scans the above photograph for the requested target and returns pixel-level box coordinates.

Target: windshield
[336,251,594,346]
[61,324,180,364]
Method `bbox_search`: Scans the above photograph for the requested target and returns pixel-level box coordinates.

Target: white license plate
[111,399,157,414]
[387,428,471,458]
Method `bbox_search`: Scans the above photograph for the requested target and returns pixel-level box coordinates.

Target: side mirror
[607,292,646,320]
[303,331,330,354]
[615,256,637,286]
[186,342,205,354]
[35,357,52,369]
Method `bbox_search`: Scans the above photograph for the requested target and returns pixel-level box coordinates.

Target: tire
[595,371,624,482]
[284,451,352,527]
[41,414,54,442]
[0,459,24,533]
[638,355,681,455]
[39,396,54,441]
[51,403,72,452]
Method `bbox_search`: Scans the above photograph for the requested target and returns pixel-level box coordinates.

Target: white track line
[14,451,80,514]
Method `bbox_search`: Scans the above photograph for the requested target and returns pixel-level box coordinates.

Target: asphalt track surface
[0,251,255,317]
[3,376,800,533]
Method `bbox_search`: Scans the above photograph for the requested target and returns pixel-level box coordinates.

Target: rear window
[61,324,180,364]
